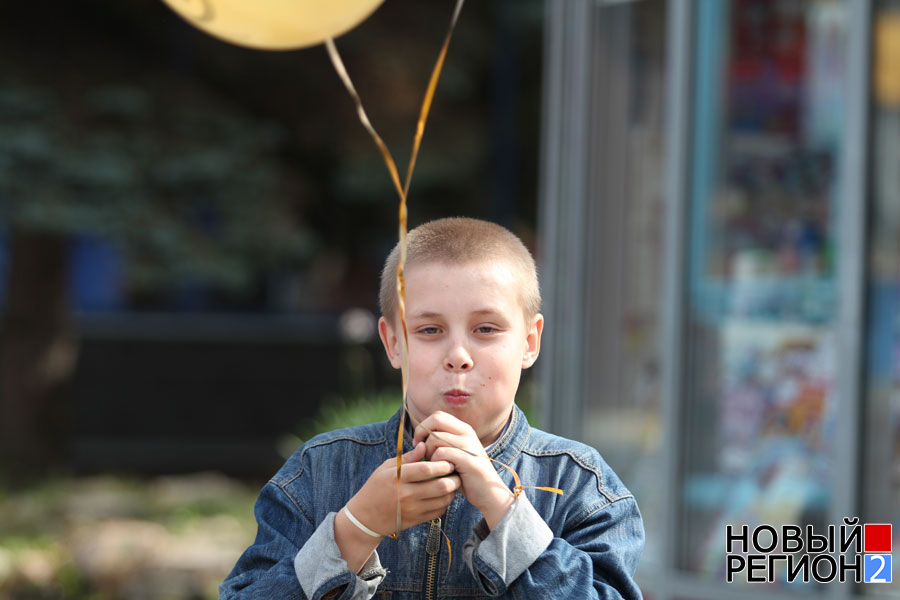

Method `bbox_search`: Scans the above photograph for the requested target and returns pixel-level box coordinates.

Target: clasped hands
[345,411,516,538]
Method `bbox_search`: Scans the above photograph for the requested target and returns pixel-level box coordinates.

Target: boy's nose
[444,344,473,371]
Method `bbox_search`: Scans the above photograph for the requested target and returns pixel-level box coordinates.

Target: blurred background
[0,0,899,599]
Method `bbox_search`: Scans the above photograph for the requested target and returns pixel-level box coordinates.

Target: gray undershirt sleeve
[462,494,554,589]
[294,511,386,599]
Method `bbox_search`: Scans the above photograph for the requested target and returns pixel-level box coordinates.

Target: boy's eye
[418,326,441,335]
[475,326,497,334]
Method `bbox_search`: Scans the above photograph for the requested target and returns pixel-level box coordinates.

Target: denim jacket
[220,405,644,599]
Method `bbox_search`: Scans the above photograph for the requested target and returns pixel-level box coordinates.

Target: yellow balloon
[161,0,386,50]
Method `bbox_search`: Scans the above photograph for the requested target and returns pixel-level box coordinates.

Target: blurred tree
[0,15,316,477]
[0,83,317,477]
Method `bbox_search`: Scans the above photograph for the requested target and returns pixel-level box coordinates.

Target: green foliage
[0,83,318,298]
[279,391,402,458]
[0,474,258,600]
[305,391,403,439]
[0,474,257,542]
[516,376,542,430]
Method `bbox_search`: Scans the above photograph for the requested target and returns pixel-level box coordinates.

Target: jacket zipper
[425,517,441,600]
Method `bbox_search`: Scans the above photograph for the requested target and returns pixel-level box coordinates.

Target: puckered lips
[442,388,471,406]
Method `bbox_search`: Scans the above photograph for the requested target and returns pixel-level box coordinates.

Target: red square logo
[865,524,892,553]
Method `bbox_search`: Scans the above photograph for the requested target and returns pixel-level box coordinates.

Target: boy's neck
[483,411,513,451]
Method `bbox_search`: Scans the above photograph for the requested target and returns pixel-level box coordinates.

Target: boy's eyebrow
[471,308,504,317]
[409,310,444,320]
[409,308,504,320]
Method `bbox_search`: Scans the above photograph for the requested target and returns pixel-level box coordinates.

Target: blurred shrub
[303,391,402,440]
[278,391,401,459]
[0,473,258,600]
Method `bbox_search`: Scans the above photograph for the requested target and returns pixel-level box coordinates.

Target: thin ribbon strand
[324,0,466,538]
[396,0,465,539]
[327,2,561,564]
[325,35,409,539]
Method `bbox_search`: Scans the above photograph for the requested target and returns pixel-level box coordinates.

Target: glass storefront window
[864,1,900,595]
[680,0,848,588]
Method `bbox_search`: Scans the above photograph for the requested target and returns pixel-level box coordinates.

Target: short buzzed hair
[379,217,541,323]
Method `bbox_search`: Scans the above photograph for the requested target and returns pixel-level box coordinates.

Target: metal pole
[832,1,872,599]
[538,0,593,440]
[660,0,693,594]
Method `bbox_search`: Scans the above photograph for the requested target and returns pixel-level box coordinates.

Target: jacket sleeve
[219,479,386,600]
[462,492,644,599]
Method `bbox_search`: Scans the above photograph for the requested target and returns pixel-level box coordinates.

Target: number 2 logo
[865,554,892,583]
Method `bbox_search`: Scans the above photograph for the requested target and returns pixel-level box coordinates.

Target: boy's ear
[378,316,403,369]
[522,313,544,369]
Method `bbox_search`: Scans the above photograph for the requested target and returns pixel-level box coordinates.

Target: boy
[220,218,644,599]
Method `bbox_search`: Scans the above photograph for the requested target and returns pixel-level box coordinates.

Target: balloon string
[324,39,406,203]
[326,34,408,539]
[327,3,563,561]
[325,0,466,539]
[401,0,464,199]
[396,0,465,539]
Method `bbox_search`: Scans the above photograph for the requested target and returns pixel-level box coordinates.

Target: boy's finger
[405,490,458,513]
[379,442,426,469]
[399,459,456,482]
[417,474,462,499]
[430,446,483,471]
[412,422,434,445]
[414,411,473,441]
[413,428,427,445]
[401,442,427,464]
[414,494,457,515]
[424,432,483,461]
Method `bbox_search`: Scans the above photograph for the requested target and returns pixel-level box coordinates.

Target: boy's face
[378,259,543,446]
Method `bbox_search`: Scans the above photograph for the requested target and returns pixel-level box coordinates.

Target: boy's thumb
[402,442,426,463]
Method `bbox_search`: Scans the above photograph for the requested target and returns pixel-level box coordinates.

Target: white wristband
[343,506,383,538]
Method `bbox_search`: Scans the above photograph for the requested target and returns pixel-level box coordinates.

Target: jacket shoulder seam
[570,494,637,529]
[279,434,386,487]
[267,479,314,524]
[520,445,624,503]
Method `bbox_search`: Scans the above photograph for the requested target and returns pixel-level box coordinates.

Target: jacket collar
[383,404,529,467]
